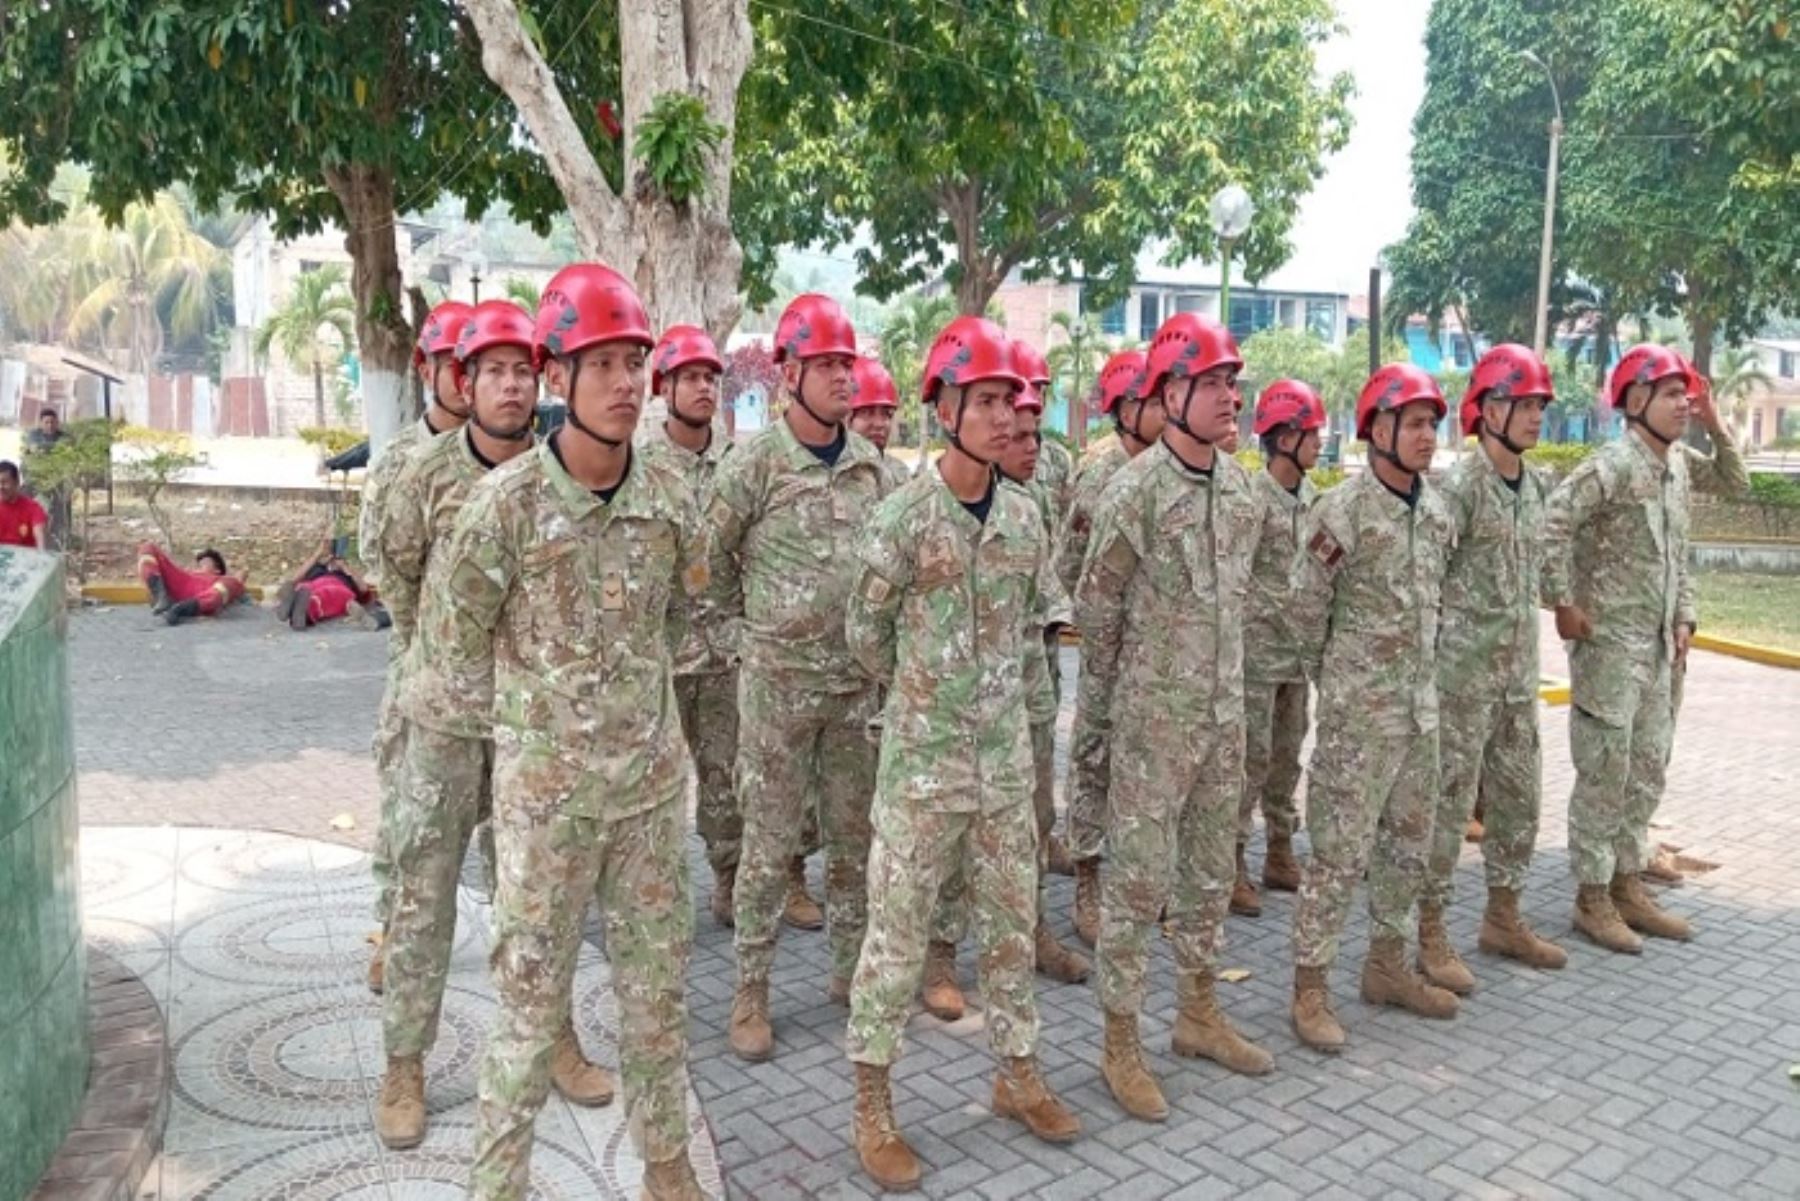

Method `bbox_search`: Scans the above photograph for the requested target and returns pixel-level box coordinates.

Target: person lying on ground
[138,542,247,626]
[275,540,391,632]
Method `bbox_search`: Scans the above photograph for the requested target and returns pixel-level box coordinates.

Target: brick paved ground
[71,605,1800,1199]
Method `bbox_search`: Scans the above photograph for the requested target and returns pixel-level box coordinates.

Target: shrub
[297,426,364,458]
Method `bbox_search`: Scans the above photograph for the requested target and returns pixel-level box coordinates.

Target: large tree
[0,2,584,447]
[736,0,1352,316]
[460,0,753,341]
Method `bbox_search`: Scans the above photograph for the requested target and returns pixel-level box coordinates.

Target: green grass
[1694,571,1800,653]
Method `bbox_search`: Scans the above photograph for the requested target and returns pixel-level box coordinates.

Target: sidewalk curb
[1692,632,1800,671]
[1539,678,1570,707]
[82,582,275,604]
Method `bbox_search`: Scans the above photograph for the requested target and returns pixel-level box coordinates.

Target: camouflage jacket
[1243,469,1318,685]
[876,453,913,493]
[1541,429,1745,721]
[639,421,734,677]
[846,468,1048,813]
[1033,437,1076,527]
[1006,477,1065,725]
[402,440,706,820]
[377,426,528,647]
[1290,469,1455,736]
[702,418,886,693]
[1436,448,1549,704]
[1054,437,1131,598]
[358,415,441,585]
[1077,442,1260,729]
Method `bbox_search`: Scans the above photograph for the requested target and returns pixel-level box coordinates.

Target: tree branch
[460,0,627,259]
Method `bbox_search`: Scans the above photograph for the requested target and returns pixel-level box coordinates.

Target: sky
[1283,0,1434,295]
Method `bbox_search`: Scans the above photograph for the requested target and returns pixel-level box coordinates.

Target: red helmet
[651,324,723,393]
[1252,379,1327,436]
[414,301,474,371]
[773,293,857,363]
[850,357,899,411]
[1608,344,1687,411]
[1676,353,1708,401]
[1097,349,1149,415]
[1459,344,1554,436]
[1143,313,1244,402]
[534,263,654,369]
[1356,363,1446,440]
[922,316,1024,403]
[452,300,539,390]
[1014,381,1044,414]
[1013,340,1052,388]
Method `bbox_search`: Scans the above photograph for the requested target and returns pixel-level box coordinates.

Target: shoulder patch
[1308,528,1346,571]
[862,572,894,605]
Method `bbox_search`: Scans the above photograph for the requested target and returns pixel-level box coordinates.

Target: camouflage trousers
[1096,709,1243,1016]
[847,796,1040,1066]
[1063,650,1113,861]
[383,726,494,1058]
[1567,661,1673,886]
[732,673,879,986]
[676,668,742,873]
[1291,722,1439,968]
[470,788,693,1200]
[932,717,1056,943]
[1239,677,1308,843]
[1426,694,1539,906]
[370,668,409,928]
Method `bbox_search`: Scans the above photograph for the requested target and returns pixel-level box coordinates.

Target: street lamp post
[1521,50,1563,359]
[1209,184,1255,330]
[470,251,488,303]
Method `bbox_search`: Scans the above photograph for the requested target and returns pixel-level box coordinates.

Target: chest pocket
[598,518,678,640]
[518,537,595,674]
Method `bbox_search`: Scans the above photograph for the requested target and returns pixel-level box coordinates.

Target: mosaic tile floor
[81,825,722,1200]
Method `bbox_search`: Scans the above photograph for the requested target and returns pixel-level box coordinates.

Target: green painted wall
[0,549,88,1201]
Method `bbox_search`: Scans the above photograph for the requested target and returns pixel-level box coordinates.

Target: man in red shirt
[137,542,247,624]
[0,461,49,549]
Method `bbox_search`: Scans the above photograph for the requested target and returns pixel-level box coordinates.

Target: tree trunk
[1690,314,1715,378]
[463,0,752,346]
[324,162,413,453]
[312,360,327,429]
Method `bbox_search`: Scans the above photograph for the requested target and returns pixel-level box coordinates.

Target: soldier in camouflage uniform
[1287,364,1460,1052]
[1542,345,1746,955]
[1418,346,1569,992]
[432,265,706,1201]
[376,301,617,1148]
[845,317,1080,1192]
[710,294,886,1063]
[848,356,913,491]
[1079,315,1272,1123]
[923,350,1091,1013]
[640,325,744,930]
[361,300,474,994]
[1059,348,1162,949]
[1233,379,1326,919]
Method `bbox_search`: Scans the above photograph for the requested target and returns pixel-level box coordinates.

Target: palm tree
[63,194,224,375]
[503,276,541,311]
[1709,345,1773,429]
[256,264,357,429]
[1045,310,1118,448]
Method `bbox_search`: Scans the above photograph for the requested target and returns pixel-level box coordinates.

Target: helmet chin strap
[1481,393,1528,455]
[433,363,471,420]
[1163,378,1215,446]
[1114,400,1151,450]
[791,361,842,432]
[1369,411,1421,479]
[560,356,627,449]
[945,388,995,468]
[1270,426,1307,474]
[667,385,713,431]
[1625,395,1675,448]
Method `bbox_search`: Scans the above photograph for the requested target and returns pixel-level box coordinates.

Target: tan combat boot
[375,1054,426,1149]
[1361,935,1459,1019]
[1072,857,1102,949]
[919,941,965,1020]
[1046,833,1076,877]
[1099,1010,1168,1121]
[853,1062,923,1192]
[1573,883,1643,954]
[782,856,824,930]
[710,865,736,929]
[728,977,774,1062]
[1417,904,1476,995]
[1172,972,1273,1075]
[1291,964,1346,1052]
[1610,872,1692,940]
[1262,834,1301,893]
[1034,920,1091,984]
[1229,843,1262,917]
[1478,887,1567,968]
[993,1055,1081,1144]
[640,1151,705,1201]
[1465,798,1485,843]
[551,1021,615,1107]
[366,929,386,995]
